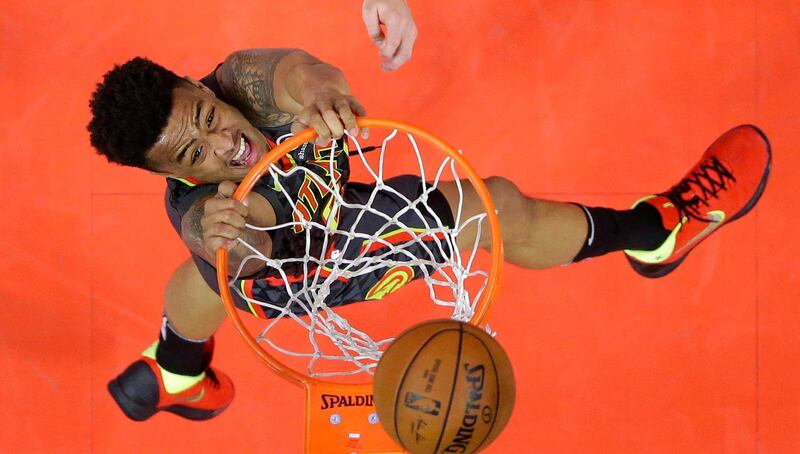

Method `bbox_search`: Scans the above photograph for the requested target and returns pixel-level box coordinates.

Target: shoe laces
[663,156,735,222]
[205,368,221,389]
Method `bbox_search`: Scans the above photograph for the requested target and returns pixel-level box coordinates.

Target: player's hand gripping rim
[202,181,251,254]
[290,91,369,146]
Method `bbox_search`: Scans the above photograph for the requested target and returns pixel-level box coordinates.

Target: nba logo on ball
[373,320,516,454]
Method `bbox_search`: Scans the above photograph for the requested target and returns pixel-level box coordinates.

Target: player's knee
[484,176,523,214]
[165,259,220,307]
[479,177,529,249]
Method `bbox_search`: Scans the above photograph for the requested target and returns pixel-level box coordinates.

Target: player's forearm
[279,53,351,112]
[217,48,350,128]
[181,196,270,277]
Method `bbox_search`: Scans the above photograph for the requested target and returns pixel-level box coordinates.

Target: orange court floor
[1,1,799,453]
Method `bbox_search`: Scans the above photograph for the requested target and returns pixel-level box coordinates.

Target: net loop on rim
[219,118,501,380]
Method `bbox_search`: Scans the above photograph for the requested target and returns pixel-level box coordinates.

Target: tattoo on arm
[182,198,210,257]
[219,49,296,127]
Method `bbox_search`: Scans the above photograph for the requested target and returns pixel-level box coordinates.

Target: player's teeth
[232,137,246,162]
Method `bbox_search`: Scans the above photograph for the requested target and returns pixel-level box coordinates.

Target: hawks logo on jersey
[292,151,345,233]
[274,134,349,233]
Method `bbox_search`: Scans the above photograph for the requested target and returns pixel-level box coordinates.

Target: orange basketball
[373,320,515,454]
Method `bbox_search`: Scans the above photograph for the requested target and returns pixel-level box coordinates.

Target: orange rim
[215,117,503,389]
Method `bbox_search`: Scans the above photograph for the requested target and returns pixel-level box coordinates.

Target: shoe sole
[108,379,227,422]
[627,124,772,278]
[107,379,157,421]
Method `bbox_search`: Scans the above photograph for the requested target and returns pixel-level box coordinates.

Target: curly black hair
[88,57,184,170]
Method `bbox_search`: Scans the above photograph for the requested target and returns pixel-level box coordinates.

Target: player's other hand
[290,90,368,146]
[362,0,417,71]
[201,181,250,254]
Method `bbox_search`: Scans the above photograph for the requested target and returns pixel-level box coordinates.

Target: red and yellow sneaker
[625,124,771,278]
[107,343,235,421]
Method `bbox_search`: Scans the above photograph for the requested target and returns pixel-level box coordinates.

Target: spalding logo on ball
[373,320,516,454]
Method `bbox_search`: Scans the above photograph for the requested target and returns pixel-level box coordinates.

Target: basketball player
[87,48,770,421]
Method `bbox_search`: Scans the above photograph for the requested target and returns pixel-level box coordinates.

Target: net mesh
[228,127,491,378]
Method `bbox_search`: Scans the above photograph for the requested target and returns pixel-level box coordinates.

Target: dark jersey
[165,67,453,319]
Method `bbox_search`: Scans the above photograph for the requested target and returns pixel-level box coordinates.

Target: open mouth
[229,133,258,168]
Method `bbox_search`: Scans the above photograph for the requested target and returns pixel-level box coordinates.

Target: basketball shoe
[625,124,771,278]
[108,343,235,421]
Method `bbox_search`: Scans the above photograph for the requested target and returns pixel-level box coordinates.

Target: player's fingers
[362,3,385,46]
[202,224,243,252]
[335,99,358,137]
[217,180,237,198]
[345,98,369,140]
[320,108,345,140]
[204,197,248,218]
[305,110,332,146]
[205,209,247,230]
[206,220,245,240]
[205,194,248,214]
[349,96,367,118]
[201,215,245,243]
[205,236,236,252]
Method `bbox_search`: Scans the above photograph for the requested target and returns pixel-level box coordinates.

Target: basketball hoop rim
[215,117,503,390]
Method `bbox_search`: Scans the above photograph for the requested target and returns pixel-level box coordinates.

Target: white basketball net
[229,128,491,378]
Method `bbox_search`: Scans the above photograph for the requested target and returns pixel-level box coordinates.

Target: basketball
[373,320,515,454]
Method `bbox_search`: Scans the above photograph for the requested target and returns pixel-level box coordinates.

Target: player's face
[146,81,270,183]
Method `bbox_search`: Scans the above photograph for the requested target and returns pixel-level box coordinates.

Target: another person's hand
[362,0,418,71]
[291,90,367,145]
[201,181,249,254]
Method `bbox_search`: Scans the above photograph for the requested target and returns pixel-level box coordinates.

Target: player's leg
[437,177,585,268]
[163,258,227,339]
[108,258,234,421]
[437,177,667,269]
[438,124,771,275]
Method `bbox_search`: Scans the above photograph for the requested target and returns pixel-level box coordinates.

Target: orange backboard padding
[215,118,503,452]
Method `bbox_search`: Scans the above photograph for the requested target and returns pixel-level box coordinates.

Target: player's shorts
[187,175,455,318]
